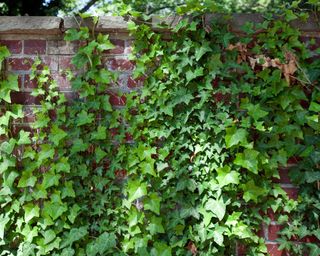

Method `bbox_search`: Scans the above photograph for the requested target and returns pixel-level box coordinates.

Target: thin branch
[80,0,99,13]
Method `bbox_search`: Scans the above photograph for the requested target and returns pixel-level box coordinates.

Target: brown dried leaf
[187,241,198,256]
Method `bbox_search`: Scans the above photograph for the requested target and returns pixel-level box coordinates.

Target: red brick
[128,76,145,88]
[108,93,126,106]
[273,168,291,184]
[7,58,33,71]
[268,225,282,241]
[282,187,298,200]
[24,75,38,89]
[106,58,135,71]
[22,107,36,123]
[24,40,46,54]
[104,39,125,54]
[10,92,40,105]
[51,72,71,90]
[0,40,22,54]
[58,56,75,70]
[236,243,247,256]
[266,243,287,256]
[41,56,58,71]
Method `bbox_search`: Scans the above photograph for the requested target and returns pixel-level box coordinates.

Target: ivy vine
[0,5,320,256]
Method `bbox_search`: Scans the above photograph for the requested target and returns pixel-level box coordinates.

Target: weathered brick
[108,92,126,106]
[282,187,298,200]
[48,40,79,55]
[59,56,75,70]
[273,168,291,184]
[0,40,22,54]
[106,58,135,71]
[10,92,40,105]
[266,243,286,256]
[24,40,46,54]
[128,76,145,88]
[268,225,282,241]
[41,56,58,71]
[51,72,71,90]
[104,39,125,54]
[7,58,33,71]
[24,74,38,90]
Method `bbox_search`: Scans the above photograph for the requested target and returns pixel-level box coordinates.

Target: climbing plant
[0,1,320,255]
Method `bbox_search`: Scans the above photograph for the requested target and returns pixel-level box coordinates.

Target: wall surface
[1,16,319,256]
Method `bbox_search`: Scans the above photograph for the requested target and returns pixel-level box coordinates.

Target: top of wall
[0,14,319,35]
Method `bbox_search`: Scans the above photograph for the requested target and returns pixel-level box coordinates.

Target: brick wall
[0,16,319,255]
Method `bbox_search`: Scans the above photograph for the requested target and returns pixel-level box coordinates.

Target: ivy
[0,3,320,255]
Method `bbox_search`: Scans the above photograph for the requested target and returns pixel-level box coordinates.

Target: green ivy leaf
[91,126,107,140]
[48,125,67,146]
[225,127,248,148]
[242,180,267,203]
[234,149,260,174]
[205,198,226,221]
[127,180,147,203]
[24,204,40,223]
[76,110,94,126]
[216,166,240,187]
[17,130,31,145]
[60,227,88,249]
[147,216,165,235]
[86,232,116,256]
[144,192,161,215]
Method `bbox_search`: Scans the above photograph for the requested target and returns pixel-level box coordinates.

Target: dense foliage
[0,1,320,256]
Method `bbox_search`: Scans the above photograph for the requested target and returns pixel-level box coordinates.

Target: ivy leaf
[127,180,147,203]
[225,127,248,148]
[245,103,268,121]
[76,110,94,126]
[48,125,67,146]
[86,232,116,256]
[186,67,204,83]
[309,102,320,112]
[205,198,226,221]
[38,144,55,164]
[17,130,31,145]
[24,203,40,223]
[91,126,107,140]
[242,180,267,203]
[195,43,211,61]
[147,216,165,235]
[216,166,240,187]
[139,159,156,177]
[43,229,56,245]
[95,147,107,163]
[144,192,161,215]
[0,214,10,239]
[70,138,88,154]
[234,149,260,174]
[151,242,172,256]
[60,227,88,248]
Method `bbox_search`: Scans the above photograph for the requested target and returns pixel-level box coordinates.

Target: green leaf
[144,193,161,215]
[225,127,248,148]
[0,214,10,239]
[234,149,260,174]
[147,216,165,235]
[195,43,211,61]
[205,198,226,221]
[24,203,40,223]
[17,130,31,145]
[242,180,267,203]
[95,147,107,163]
[216,166,240,187]
[91,126,107,140]
[48,125,67,146]
[151,242,172,256]
[86,232,116,256]
[309,102,320,112]
[71,138,88,154]
[139,159,156,176]
[43,230,56,245]
[38,144,55,164]
[127,180,147,203]
[76,110,94,126]
[60,227,88,248]
[186,67,204,82]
